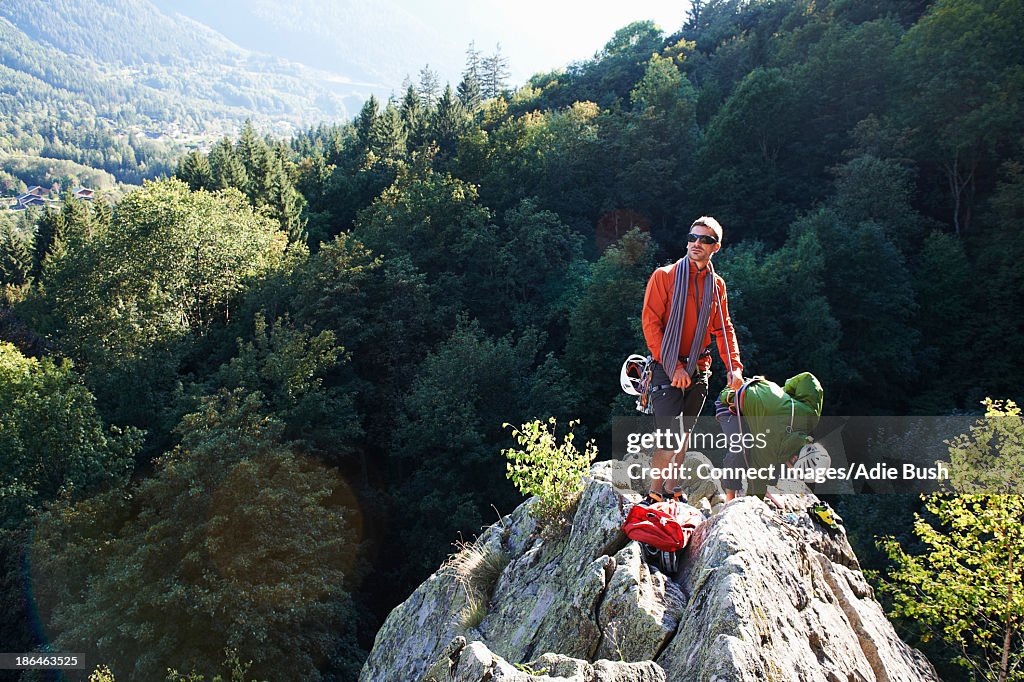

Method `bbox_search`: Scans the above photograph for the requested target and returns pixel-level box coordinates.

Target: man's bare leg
[650,428,691,493]
[650,448,675,494]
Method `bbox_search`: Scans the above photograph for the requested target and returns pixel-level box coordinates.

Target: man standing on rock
[642,216,744,495]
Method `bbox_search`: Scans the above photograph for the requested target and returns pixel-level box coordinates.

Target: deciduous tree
[881,400,1024,682]
[31,390,366,681]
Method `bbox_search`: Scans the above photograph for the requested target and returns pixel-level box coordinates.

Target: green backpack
[719,372,824,496]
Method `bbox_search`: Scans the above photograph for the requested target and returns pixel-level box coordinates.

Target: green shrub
[503,418,597,528]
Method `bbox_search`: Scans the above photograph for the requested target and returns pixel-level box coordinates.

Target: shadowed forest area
[1,0,1022,679]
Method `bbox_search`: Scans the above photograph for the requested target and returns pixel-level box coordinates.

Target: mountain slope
[1,0,237,65]
[149,0,463,88]
[0,0,385,186]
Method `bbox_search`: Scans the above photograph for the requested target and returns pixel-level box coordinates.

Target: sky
[416,0,689,86]
[151,0,690,109]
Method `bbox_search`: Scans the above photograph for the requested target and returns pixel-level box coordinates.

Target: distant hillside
[2,0,237,65]
[0,0,388,187]
[149,0,463,89]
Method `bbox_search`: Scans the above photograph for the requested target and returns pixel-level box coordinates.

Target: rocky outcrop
[360,458,938,682]
[421,637,668,682]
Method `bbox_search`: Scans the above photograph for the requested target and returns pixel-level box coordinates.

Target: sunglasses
[687,232,719,245]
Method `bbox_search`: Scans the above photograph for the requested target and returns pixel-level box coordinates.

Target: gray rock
[423,638,668,682]
[595,543,686,662]
[478,466,628,662]
[658,497,936,681]
[359,465,938,682]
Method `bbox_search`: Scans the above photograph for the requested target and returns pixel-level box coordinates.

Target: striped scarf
[658,258,715,382]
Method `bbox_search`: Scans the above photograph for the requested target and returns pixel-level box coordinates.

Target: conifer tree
[267,162,307,244]
[465,40,481,75]
[209,137,248,191]
[458,73,483,114]
[0,223,33,286]
[400,84,421,129]
[355,95,381,152]
[58,191,93,242]
[236,121,273,202]
[235,120,265,175]
[400,84,424,148]
[14,209,35,238]
[482,44,511,99]
[176,150,213,191]
[458,41,483,113]
[32,207,65,276]
[685,0,706,30]
[417,64,440,110]
[432,85,468,155]
[91,197,112,231]
[370,102,408,160]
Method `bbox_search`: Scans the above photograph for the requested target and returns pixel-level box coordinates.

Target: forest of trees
[1,0,1022,679]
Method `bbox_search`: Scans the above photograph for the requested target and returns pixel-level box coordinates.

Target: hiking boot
[643,489,664,505]
[671,486,688,504]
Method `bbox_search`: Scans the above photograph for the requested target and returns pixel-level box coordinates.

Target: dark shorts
[650,362,710,438]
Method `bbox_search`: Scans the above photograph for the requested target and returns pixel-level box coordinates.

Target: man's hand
[671,366,692,389]
[727,369,744,391]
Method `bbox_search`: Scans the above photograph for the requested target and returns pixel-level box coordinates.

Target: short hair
[691,216,723,243]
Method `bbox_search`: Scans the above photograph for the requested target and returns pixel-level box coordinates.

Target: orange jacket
[642,259,743,376]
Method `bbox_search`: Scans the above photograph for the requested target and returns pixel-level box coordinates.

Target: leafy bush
[503,417,597,528]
